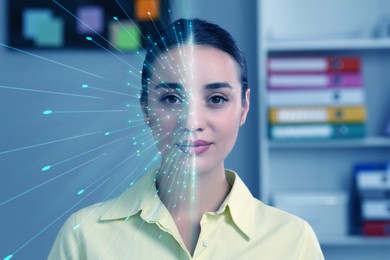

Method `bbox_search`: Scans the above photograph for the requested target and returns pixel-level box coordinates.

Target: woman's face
[144,44,250,174]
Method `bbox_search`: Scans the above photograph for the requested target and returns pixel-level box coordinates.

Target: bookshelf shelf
[258,0,390,258]
[319,235,390,246]
[269,137,390,149]
[266,38,390,52]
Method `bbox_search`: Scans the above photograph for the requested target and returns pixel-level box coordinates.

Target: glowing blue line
[45,110,127,114]
[41,165,51,172]
[114,0,147,43]
[41,137,126,172]
[85,85,138,98]
[106,122,146,135]
[43,110,53,115]
[0,85,102,99]
[3,255,13,260]
[73,224,80,230]
[0,43,105,79]
[0,132,98,156]
[85,38,141,70]
[51,0,120,52]
[7,176,111,257]
[0,154,103,207]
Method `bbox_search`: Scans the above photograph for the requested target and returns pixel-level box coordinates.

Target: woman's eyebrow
[204,82,233,90]
[154,82,183,91]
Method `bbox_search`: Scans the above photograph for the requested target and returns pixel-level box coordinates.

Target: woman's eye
[209,95,228,104]
[161,95,182,104]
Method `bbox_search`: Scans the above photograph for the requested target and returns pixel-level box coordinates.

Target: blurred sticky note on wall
[23,9,53,39]
[35,17,64,47]
[76,6,105,34]
[109,21,141,51]
[135,0,160,21]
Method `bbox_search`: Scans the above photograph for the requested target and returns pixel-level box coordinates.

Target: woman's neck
[156,162,230,215]
[156,161,231,254]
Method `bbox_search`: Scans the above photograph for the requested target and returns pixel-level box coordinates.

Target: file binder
[268,73,362,89]
[268,89,365,107]
[269,106,366,123]
[363,221,390,236]
[269,123,365,140]
[268,56,361,73]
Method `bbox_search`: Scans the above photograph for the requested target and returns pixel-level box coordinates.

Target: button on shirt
[49,170,324,259]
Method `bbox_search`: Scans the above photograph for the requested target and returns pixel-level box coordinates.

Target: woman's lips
[177,139,212,155]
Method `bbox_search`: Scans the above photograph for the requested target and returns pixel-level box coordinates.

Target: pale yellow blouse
[49,169,324,259]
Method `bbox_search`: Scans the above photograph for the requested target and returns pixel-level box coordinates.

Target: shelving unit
[258,0,390,259]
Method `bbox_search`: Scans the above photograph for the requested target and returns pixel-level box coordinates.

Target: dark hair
[140,18,248,105]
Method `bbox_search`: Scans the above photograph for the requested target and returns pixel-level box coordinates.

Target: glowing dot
[130,181,134,186]
[125,216,130,221]
[73,224,80,230]
[147,11,151,15]
[41,165,51,172]
[133,142,137,145]
[158,234,162,239]
[104,132,110,136]
[86,36,93,41]
[113,16,118,21]
[43,110,52,115]
[3,254,13,260]
[82,84,89,88]
[77,189,85,195]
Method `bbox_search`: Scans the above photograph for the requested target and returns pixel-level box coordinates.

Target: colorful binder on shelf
[352,162,390,236]
[268,88,365,107]
[363,221,390,236]
[268,73,362,90]
[269,106,366,124]
[267,55,366,141]
[268,56,361,73]
[269,123,365,140]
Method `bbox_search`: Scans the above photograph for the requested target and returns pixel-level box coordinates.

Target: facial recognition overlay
[0,2,250,259]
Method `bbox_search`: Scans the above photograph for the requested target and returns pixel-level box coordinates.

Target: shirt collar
[217,170,255,239]
[99,169,161,221]
[99,169,256,239]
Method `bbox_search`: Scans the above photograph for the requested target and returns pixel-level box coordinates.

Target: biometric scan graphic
[1,1,247,259]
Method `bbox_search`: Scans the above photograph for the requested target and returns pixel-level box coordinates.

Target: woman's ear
[240,88,250,126]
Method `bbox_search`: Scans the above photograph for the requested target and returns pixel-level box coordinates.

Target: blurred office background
[1,0,390,259]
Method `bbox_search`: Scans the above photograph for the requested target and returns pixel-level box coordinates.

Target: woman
[49,18,324,259]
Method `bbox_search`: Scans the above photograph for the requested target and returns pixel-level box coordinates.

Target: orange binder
[269,106,366,124]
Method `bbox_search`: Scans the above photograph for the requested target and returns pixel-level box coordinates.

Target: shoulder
[70,198,117,224]
[251,199,319,244]
[251,199,324,259]
[48,197,122,259]
[253,198,310,235]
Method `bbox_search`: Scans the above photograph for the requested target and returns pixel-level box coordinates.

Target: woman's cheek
[151,112,180,144]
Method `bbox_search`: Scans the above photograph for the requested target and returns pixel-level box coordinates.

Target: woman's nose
[180,101,205,133]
